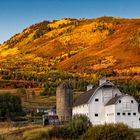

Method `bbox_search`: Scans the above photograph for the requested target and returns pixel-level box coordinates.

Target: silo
[56,82,73,122]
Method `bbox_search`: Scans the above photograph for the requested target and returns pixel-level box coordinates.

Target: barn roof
[73,81,115,107]
[105,96,122,106]
[73,88,97,107]
[105,94,135,106]
[58,82,71,89]
[138,104,140,113]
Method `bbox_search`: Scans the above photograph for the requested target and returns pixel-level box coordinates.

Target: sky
[0,0,140,44]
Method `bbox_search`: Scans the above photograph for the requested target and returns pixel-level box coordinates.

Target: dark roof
[73,81,115,107]
[58,82,71,89]
[73,88,97,107]
[138,104,140,113]
[105,96,122,106]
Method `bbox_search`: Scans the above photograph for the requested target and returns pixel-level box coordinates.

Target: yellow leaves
[130,67,140,73]
[34,19,114,55]
[23,54,35,60]
[1,17,139,77]
[22,54,43,63]
[57,21,112,48]
[104,56,117,64]
[75,21,113,33]
[18,29,29,38]
[0,47,19,58]
[43,26,71,41]
[117,67,140,74]
[49,19,72,28]
[92,56,116,70]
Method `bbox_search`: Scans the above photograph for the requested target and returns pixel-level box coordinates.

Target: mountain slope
[0,17,140,80]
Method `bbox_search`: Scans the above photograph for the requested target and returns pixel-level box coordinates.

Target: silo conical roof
[58,82,71,89]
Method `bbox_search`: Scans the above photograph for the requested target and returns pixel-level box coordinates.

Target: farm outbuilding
[56,82,73,122]
[73,77,140,128]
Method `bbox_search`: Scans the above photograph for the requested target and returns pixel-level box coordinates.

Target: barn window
[128,113,131,115]
[95,98,99,102]
[117,112,120,115]
[122,113,125,115]
[119,100,121,103]
[133,113,136,115]
[139,118,140,121]
[95,113,98,117]
[131,100,133,103]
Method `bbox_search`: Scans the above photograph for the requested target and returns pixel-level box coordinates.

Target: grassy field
[0,88,43,95]
[1,122,140,140]
[0,88,83,110]
[23,95,56,109]
[0,122,45,140]
[0,88,52,108]
[134,129,140,140]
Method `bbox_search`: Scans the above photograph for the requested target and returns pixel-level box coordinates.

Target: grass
[0,122,43,140]
[0,122,41,135]
[22,126,53,140]
[133,129,140,138]
[0,88,43,95]
[1,122,140,140]
[0,88,83,110]
[23,95,56,109]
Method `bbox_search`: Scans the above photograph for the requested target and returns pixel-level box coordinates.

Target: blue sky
[0,0,140,44]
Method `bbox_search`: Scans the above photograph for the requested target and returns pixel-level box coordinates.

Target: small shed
[43,114,60,126]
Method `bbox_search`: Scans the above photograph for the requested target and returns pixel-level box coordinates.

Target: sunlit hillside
[0,17,140,81]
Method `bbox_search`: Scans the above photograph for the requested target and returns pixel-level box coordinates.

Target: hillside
[0,17,140,82]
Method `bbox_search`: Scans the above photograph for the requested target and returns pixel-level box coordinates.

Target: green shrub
[59,115,91,139]
[0,93,23,119]
[41,115,91,139]
[80,123,136,140]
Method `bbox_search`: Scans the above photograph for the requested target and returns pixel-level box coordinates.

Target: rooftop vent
[87,84,93,91]
[99,77,107,86]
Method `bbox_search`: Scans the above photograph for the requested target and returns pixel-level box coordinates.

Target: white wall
[115,95,140,128]
[88,86,122,125]
[102,86,122,104]
[89,89,104,125]
[105,105,115,123]
[72,84,140,128]
[73,104,89,117]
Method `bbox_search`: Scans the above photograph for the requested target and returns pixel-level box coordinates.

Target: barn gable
[73,88,97,107]
[73,80,115,107]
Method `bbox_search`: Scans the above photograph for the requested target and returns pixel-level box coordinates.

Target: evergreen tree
[0,93,23,120]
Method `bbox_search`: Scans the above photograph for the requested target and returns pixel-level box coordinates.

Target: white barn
[73,77,140,128]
